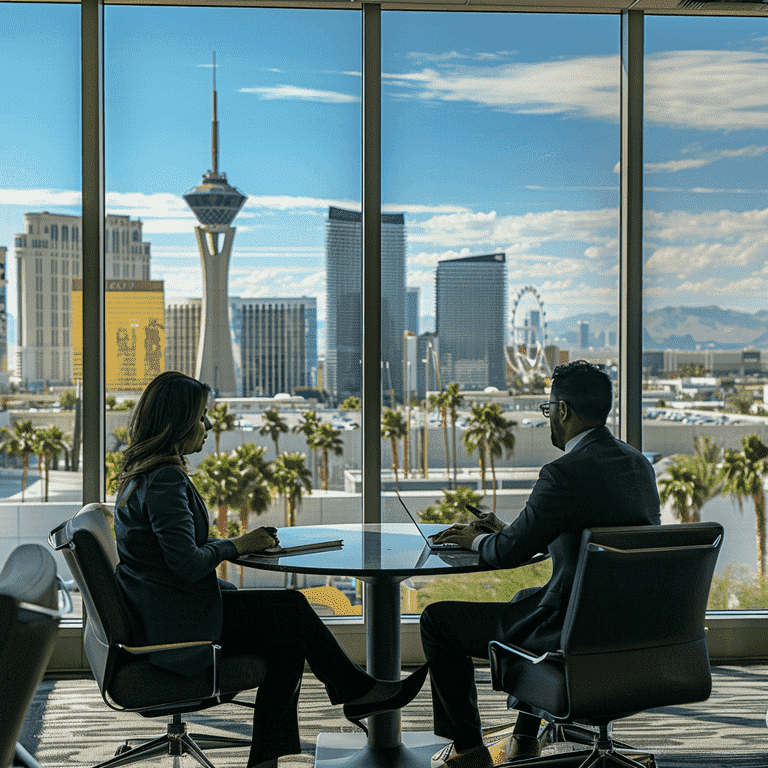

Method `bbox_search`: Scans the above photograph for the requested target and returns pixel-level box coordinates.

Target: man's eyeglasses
[538,401,561,418]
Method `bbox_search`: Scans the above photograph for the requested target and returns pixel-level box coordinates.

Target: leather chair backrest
[0,545,60,768]
[561,522,723,720]
[50,504,135,690]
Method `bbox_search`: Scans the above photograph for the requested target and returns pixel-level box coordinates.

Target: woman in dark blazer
[113,371,427,768]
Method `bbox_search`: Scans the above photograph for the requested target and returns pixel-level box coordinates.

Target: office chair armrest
[56,576,73,615]
[116,640,214,654]
[488,639,564,665]
[115,642,223,700]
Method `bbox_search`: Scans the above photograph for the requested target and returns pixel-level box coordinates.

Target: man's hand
[429,523,481,550]
[232,526,279,555]
[469,511,504,534]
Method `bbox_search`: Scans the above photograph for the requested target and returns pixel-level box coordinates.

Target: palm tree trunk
[323,448,329,491]
[755,488,766,580]
[21,456,28,502]
[44,456,50,502]
[490,453,497,514]
[452,419,458,488]
[391,438,399,486]
[441,410,450,485]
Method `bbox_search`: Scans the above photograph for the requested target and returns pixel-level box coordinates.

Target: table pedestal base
[315,732,450,768]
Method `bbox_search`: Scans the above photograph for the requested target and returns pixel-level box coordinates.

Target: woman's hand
[232,526,280,555]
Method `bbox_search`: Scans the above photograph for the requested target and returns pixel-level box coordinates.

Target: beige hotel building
[15,211,151,386]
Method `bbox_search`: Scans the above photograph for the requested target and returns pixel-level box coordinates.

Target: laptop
[395,490,466,551]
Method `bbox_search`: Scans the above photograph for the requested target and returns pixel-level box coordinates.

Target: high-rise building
[305,301,318,386]
[578,319,590,349]
[0,246,7,374]
[436,252,506,390]
[165,299,202,377]
[164,296,316,396]
[15,212,151,386]
[183,54,246,397]
[406,286,420,335]
[230,297,315,397]
[325,206,406,405]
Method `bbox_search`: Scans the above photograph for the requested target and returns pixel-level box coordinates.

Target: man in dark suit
[422,361,661,768]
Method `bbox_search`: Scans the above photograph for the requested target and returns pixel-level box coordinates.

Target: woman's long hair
[116,371,210,502]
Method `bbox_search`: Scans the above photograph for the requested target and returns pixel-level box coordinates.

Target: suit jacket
[114,465,238,676]
[478,425,660,650]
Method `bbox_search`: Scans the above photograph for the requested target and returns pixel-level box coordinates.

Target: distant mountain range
[547,306,768,350]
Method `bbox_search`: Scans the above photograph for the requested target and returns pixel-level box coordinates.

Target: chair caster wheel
[114,745,133,756]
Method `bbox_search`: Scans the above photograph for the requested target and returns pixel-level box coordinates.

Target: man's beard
[550,418,565,450]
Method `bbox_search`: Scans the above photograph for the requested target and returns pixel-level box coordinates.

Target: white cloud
[239,85,359,104]
[645,158,712,174]
[674,275,768,298]
[0,189,81,207]
[641,144,768,175]
[382,49,768,131]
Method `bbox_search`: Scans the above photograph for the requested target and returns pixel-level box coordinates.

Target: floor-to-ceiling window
[104,6,362,594]
[644,13,768,611]
[0,3,84,622]
[381,10,621,614]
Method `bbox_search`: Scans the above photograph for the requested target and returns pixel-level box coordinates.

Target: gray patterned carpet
[20,665,768,768]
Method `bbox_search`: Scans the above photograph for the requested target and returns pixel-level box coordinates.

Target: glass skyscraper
[436,252,507,390]
[325,206,405,404]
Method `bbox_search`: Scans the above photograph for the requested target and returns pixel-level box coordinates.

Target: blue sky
[3,6,768,354]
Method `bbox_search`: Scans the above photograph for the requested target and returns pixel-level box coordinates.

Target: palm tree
[259,408,289,458]
[308,423,343,491]
[105,451,124,496]
[444,383,464,486]
[195,444,272,584]
[230,443,273,531]
[659,460,708,523]
[464,404,489,494]
[112,425,130,451]
[429,391,451,483]
[192,451,243,542]
[419,485,484,525]
[0,420,37,501]
[293,410,321,488]
[481,403,516,514]
[40,425,69,501]
[272,452,312,527]
[209,401,236,454]
[721,434,768,579]
[340,396,361,411]
[31,428,50,502]
[381,409,407,486]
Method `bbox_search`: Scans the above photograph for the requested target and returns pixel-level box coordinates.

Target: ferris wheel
[508,285,552,379]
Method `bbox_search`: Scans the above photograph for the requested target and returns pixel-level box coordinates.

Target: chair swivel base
[499,747,655,768]
[538,723,654,760]
[498,726,656,768]
[91,714,251,768]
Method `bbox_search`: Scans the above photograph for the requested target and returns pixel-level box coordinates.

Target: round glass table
[235,523,541,768]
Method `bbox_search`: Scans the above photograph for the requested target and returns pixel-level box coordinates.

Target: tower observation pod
[183,52,246,397]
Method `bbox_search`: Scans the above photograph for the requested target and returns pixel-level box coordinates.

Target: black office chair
[0,544,61,768]
[49,504,268,768]
[488,522,723,768]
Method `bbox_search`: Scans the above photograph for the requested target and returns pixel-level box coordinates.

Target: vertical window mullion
[619,9,644,451]
[81,0,106,502]
[362,4,382,525]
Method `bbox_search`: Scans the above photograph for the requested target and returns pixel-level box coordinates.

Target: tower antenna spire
[211,51,219,175]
